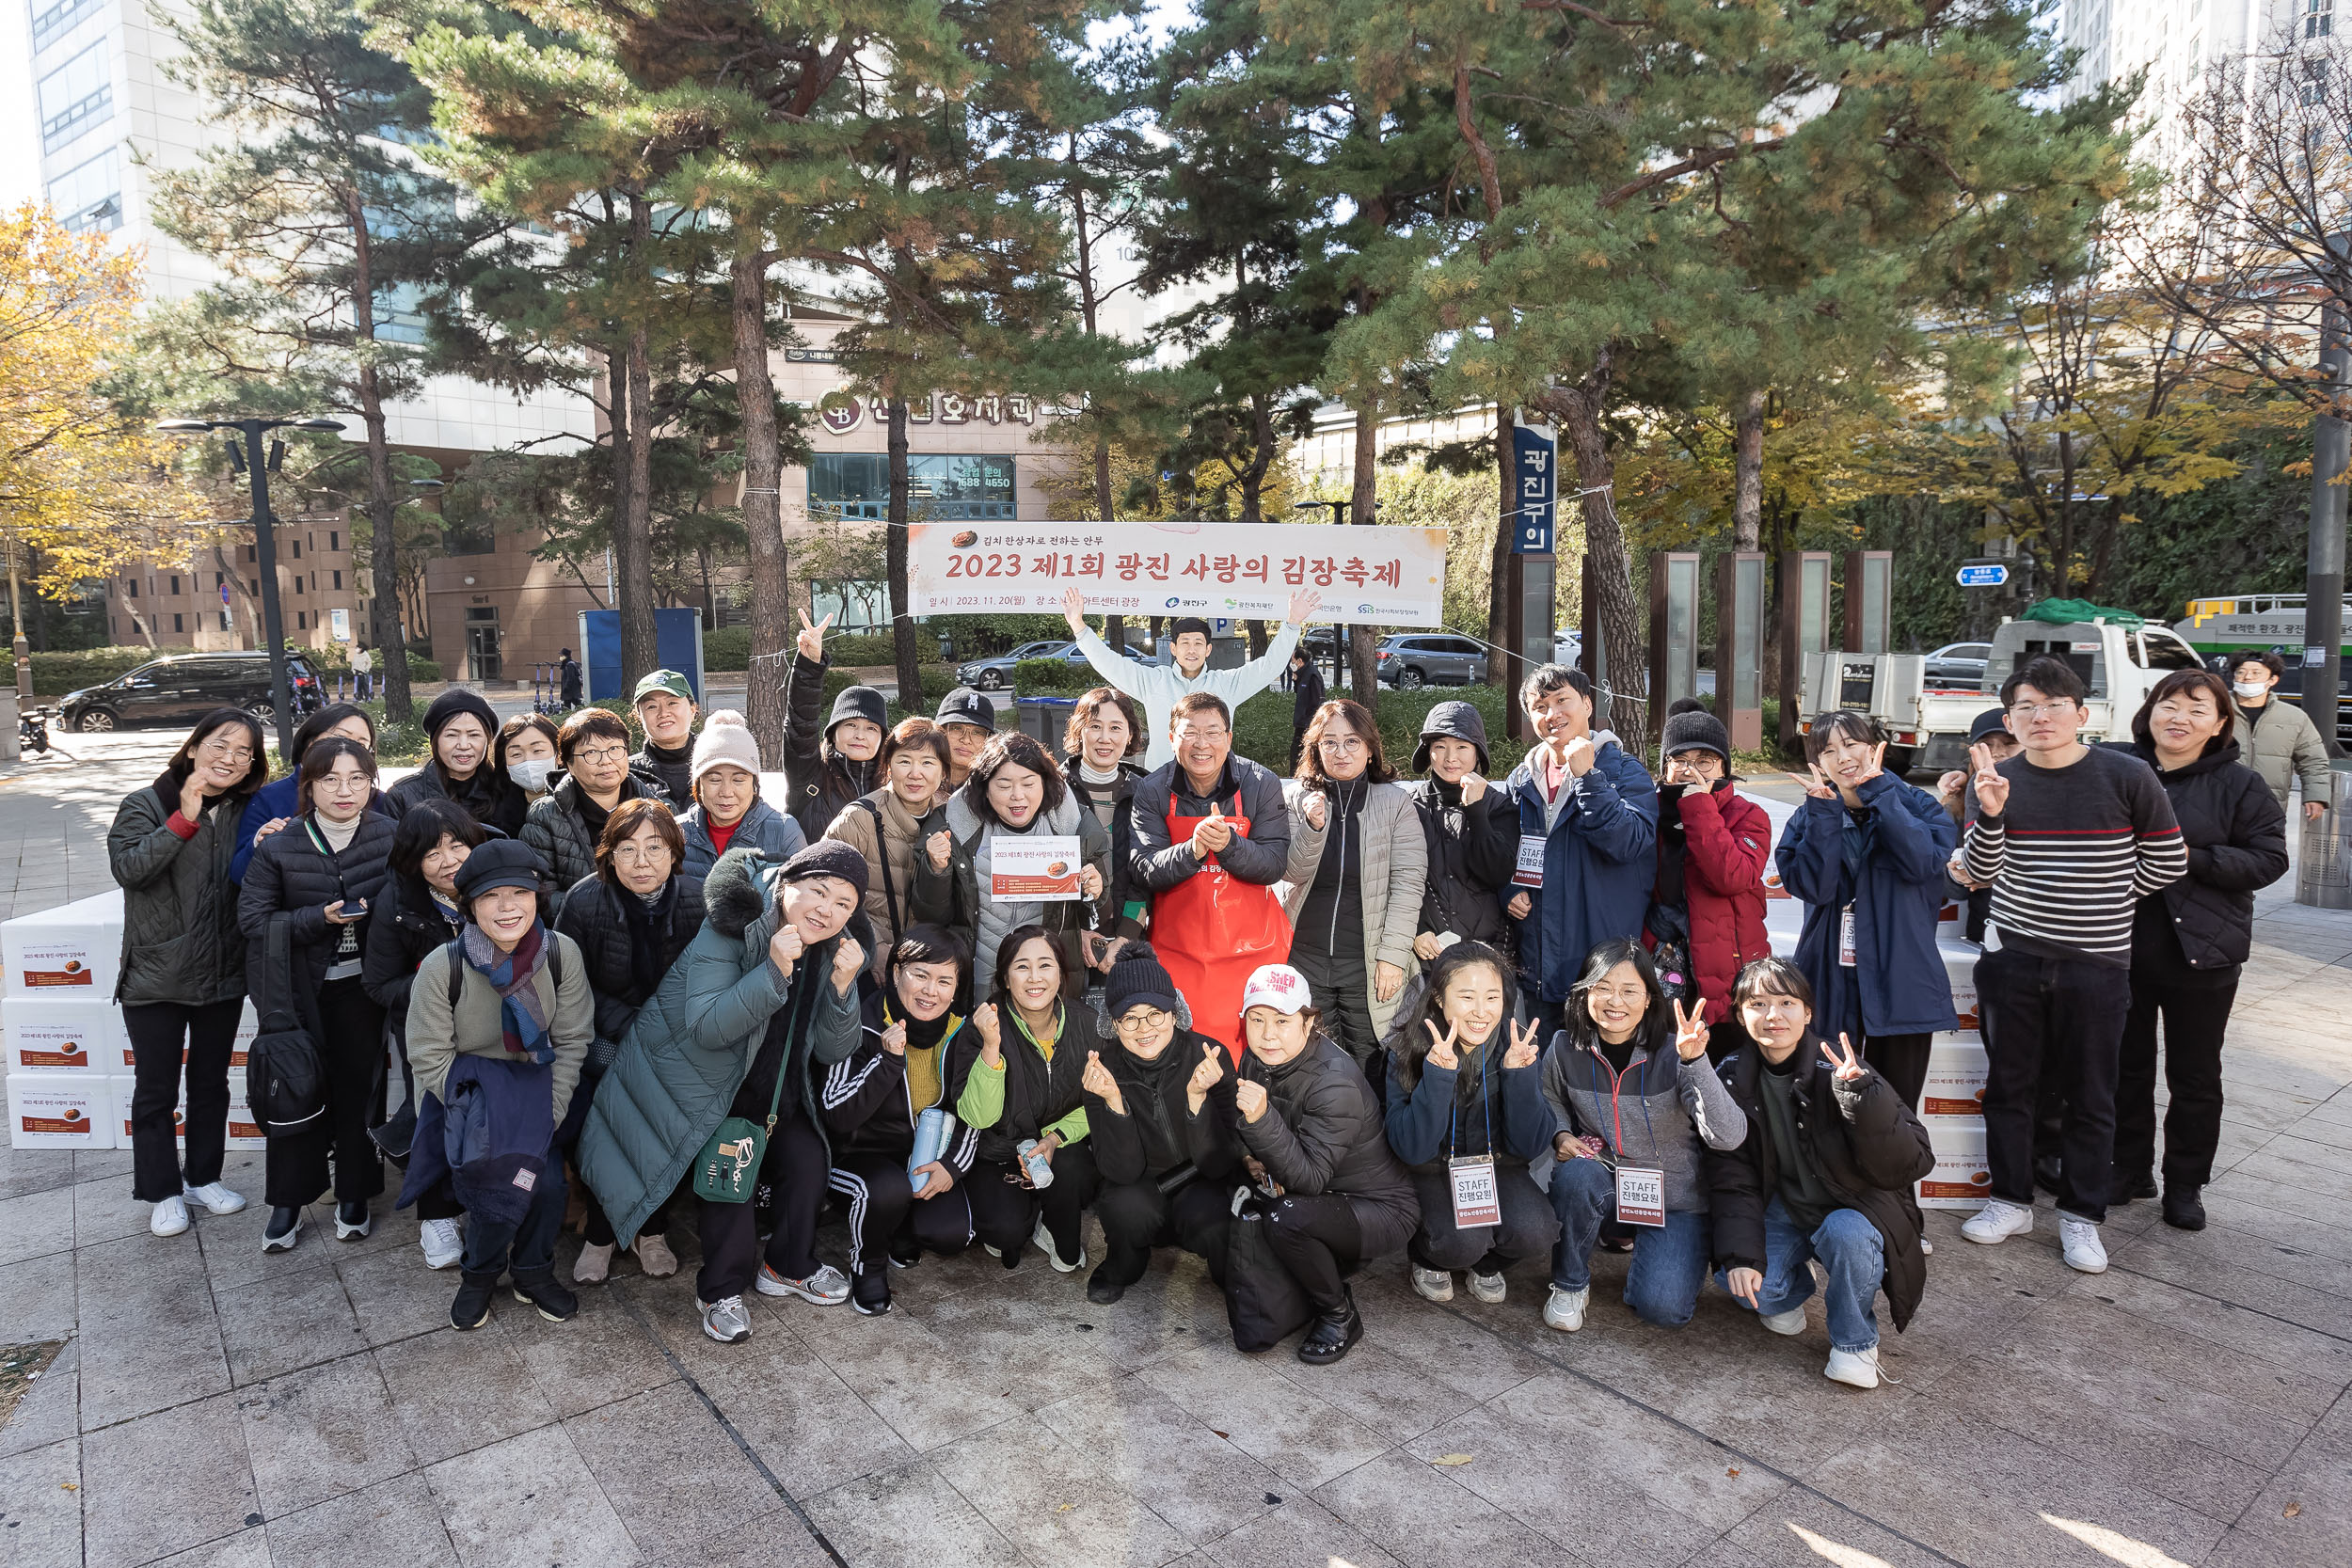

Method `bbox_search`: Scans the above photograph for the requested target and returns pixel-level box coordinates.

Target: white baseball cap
[1240,964,1312,1015]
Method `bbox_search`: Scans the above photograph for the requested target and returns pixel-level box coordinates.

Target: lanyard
[1445,1038,1495,1160]
[1593,1040,1660,1164]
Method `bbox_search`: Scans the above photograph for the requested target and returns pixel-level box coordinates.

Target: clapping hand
[972,1002,1002,1066]
[1233,1078,1270,1123]
[796,609,833,664]
[1424,1019,1461,1072]
[1502,1018,1542,1070]
[1968,742,2010,816]
[1185,1040,1224,1114]
[1081,1050,1123,1116]
[1821,1032,1867,1083]
[769,923,805,977]
[1670,996,1709,1062]
[1190,804,1234,858]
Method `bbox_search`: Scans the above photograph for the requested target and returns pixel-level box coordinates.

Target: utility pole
[7,533,28,700]
[2310,232,2350,761]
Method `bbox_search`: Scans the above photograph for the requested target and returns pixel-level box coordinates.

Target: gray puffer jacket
[521,770,661,918]
[108,780,255,1007]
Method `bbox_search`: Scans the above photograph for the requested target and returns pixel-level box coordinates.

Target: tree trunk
[887,397,923,712]
[1488,400,1514,682]
[1348,401,1379,712]
[731,248,790,766]
[1094,436,1123,655]
[1732,388,1767,553]
[347,197,411,720]
[1545,357,1644,738]
[615,316,659,689]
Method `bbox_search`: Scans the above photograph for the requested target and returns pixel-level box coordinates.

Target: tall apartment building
[103,516,362,654]
[2058,1,2312,159]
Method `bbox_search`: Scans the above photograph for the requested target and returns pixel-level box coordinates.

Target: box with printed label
[8,1073,111,1148]
[110,1075,186,1149]
[1921,1036,1988,1118]
[223,1069,263,1150]
[1,888,123,998]
[1939,936,1980,1030]
[98,999,258,1072]
[4,996,129,1074]
[1916,1118,1992,1209]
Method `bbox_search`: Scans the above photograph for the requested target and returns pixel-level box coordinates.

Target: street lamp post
[156,416,345,758]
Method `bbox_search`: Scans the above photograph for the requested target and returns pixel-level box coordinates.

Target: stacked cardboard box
[1917,932,1992,1210]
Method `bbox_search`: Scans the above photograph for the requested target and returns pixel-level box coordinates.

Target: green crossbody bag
[692,1055,789,1204]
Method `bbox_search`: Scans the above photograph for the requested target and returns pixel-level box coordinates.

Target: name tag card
[1449,1155,1502,1227]
[1838,907,1857,967]
[1614,1164,1667,1227]
[993,836,1084,901]
[1513,835,1546,889]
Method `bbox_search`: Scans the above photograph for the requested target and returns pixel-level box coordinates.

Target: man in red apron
[1129,692,1295,1060]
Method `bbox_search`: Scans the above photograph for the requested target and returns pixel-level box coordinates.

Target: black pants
[2116,968,2240,1191]
[121,998,244,1202]
[418,1176,465,1222]
[1863,1032,1933,1115]
[1406,1164,1560,1274]
[1095,1174,1234,1289]
[1291,943,1376,1081]
[1263,1193,1363,1316]
[967,1143,1101,1263]
[1977,946,2131,1222]
[829,1150,976,1279]
[697,1111,829,1303]
[264,977,387,1209]
[461,1162,565,1284]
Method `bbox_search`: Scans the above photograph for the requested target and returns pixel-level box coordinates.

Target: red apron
[1157,798,1292,1061]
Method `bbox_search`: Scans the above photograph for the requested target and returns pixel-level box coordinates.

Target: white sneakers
[1758,1306,1808,1337]
[2058,1214,2107,1274]
[1468,1271,1506,1305]
[1411,1266,1454,1303]
[699,1295,753,1343]
[419,1218,463,1271]
[1962,1198,2034,1245]
[1543,1285,1588,1332]
[1031,1220,1087,1274]
[1824,1346,1881,1389]
[151,1196,190,1237]
[758,1262,851,1305]
[183,1181,246,1215]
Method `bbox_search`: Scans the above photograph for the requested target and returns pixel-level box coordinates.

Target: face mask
[507,759,556,792]
[2233,681,2266,700]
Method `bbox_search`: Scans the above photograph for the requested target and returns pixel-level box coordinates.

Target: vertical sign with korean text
[1511,419,1556,554]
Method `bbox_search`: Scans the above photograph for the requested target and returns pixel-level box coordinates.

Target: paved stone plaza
[2,730,2347,1568]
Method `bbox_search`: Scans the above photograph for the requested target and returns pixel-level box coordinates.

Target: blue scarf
[460,921,554,1065]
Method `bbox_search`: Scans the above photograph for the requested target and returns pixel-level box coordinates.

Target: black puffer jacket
[362,873,465,1053]
[385,762,527,837]
[521,770,662,918]
[1406,777,1518,950]
[554,871,707,1074]
[1063,754,1151,940]
[953,1002,1108,1167]
[109,779,257,1007]
[1213,1032,1418,1258]
[1708,1040,1935,1331]
[823,990,981,1172]
[785,652,881,839]
[2103,732,2288,971]
[236,811,398,1037]
[1088,1021,1244,1188]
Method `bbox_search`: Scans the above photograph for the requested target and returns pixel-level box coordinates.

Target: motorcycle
[19,705,51,755]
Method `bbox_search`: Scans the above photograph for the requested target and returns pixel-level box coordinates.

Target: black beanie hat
[1410,700,1490,774]
[1105,942,1180,1018]
[1660,697,1730,768]
[453,836,543,901]
[778,838,870,902]
[827,685,887,745]
[421,689,501,744]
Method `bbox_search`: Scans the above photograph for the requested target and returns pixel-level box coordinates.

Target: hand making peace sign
[796,609,834,664]
[1670,996,1710,1063]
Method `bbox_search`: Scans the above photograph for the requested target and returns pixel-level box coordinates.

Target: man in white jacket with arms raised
[1062,586,1323,770]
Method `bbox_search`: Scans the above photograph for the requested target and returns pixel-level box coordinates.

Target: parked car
[1552,628,1583,666]
[1375,633,1488,689]
[63,652,323,733]
[955,639,1146,691]
[1924,641,1992,690]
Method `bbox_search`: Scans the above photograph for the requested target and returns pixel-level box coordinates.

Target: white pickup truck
[1799,616,2206,776]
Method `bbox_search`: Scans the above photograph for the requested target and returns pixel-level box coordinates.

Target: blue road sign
[1957,563,2010,588]
[1511,420,1555,554]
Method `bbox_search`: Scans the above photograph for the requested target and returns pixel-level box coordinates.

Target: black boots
[1296,1287,1364,1366]
[2111,1169,2159,1203]
[261,1206,302,1253]
[511,1273,580,1323]
[1087,1267,1128,1306]
[452,1272,500,1330]
[2162,1185,2206,1231]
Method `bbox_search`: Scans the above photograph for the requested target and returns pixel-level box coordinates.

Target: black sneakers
[2162,1185,2206,1231]
[851,1271,893,1317]
[452,1274,499,1330]
[261,1207,303,1253]
[335,1199,371,1241]
[1086,1268,1127,1306]
[2112,1169,2159,1203]
[1296,1287,1364,1365]
[511,1275,580,1323]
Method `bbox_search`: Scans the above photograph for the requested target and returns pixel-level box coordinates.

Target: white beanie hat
[691,710,763,789]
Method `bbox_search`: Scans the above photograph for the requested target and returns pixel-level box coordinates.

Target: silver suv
[1376,634,1486,689]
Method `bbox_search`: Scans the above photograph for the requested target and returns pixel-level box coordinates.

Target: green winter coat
[576,847,863,1245]
[108,782,253,1007]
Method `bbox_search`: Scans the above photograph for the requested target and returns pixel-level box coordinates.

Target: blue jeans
[1729,1197,1883,1353]
[1547,1156,1711,1327]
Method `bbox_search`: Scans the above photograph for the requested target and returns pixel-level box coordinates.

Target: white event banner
[908,521,1447,626]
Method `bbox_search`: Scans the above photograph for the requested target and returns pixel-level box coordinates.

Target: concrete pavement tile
[931,1418,1192,1568]
[801,1457,1028,1568]
[565,1383,772,1554]
[2087,1252,2352,1381]
[505,1284,675,1419]
[0,1185,74,1268]
[233,1354,415,1519]
[787,1297,1036,1451]
[1313,1449,1569,1568]
[423,1422,641,1568]
[2277,1114,2352,1152]
[79,1391,257,1568]
[1200,1496,1406,1568]
[1681,1489,1956,1568]
[641,1504,837,1568]
[1033,1379,1287,1544]
[144,1529,271,1567]
[2207,1168,2352,1227]
[1805,1402,2226,1568]
[337,1243,496,1347]
[373,1329,556,1468]
[75,1232,231,1427]
[72,1173,163,1248]
[0,1338,78,1463]
[1136,1343,1391,1491]
[215,1266,366,1386]
[0,1253,76,1342]
[636,1293,915,1497]
[0,1436,80,1568]
[264,1471,458,1568]
[0,1143,75,1202]
[911,1277,1170,1389]
[1254,1336,1485,1449]
[2200,1189,2352,1261]
[2201,1430,2352,1568]
[1339,1268,1555,1401]
[2217,1082,2331,1133]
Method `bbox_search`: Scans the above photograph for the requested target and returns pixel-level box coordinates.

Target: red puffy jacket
[1656,784,1773,1024]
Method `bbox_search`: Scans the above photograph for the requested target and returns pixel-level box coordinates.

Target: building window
[328,531,339,551]
[244,545,256,562]
[29,0,103,54]
[249,579,259,596]
[172,613,183,633]
[218,610,230,631]
[215,572,224,587]
[297,611,308,631]
[2312,0,2334,39]
[47,146,119,232]
[123,577,135,596]
[168,574,180,595]
[332,570,342,591]
[38,40,111,155]
[290,539,301,559]
[808,453,1016,522]
[366,283,429,346]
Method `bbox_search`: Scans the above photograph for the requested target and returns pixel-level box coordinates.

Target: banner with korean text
[908,521,1447,626]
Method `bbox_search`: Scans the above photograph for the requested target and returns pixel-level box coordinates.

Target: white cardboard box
[92,999,259,1074]
[1,888,123,999]
[110,1075,184,1148]
[1939,936,1980,1030]
[3,995,128,1074]
[1921,1036,1988,1118]
[8,1073,111,1148]
[1917,1118,1993,1210]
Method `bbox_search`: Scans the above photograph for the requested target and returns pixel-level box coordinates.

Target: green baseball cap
[632,669,692,705]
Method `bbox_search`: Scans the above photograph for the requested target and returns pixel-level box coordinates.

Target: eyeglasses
[1115,1008,1172,1033]
[198,738,255,763]
[1588,985,1647,1004]
[2008,702,2073,720]
[1317,735,1367,753]
[574,745,631,765]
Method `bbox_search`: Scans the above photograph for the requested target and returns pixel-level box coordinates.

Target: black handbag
[1644,900,1699,1007]
[246,914,326,1136]
[1222,1196,1316,1353]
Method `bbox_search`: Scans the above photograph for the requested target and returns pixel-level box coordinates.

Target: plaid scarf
[460,922,554,1065]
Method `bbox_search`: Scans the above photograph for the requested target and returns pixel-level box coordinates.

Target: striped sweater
[1962,745,2186,968]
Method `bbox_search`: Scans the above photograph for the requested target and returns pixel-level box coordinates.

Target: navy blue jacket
[1383,1044,1552,1177]
[1774,773,1958,1040]
[399,1053,555,1227]
[1506,738,1659,1003]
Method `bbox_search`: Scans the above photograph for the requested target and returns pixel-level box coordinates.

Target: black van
[62,653,324,733]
